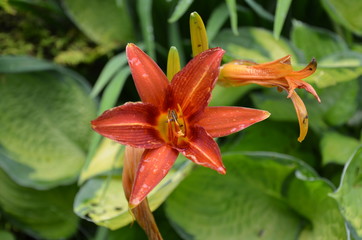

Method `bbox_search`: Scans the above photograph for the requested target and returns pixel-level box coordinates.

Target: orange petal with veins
[126,43,169,108]
[196,106,270,138]
[91,102,165,149]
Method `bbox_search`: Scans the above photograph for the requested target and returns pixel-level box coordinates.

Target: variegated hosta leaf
[74,157,193,230]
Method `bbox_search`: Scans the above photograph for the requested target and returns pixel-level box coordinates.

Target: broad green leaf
[222,120,318,167]
[165,152,346,239]
[0,55,55,73]
[206,3,229,43]
[63,0,134,45]
[213,27,299,63]
[168,0,194,23]
[90,51,128,98]
[310,51,362,88]
[79,138,124,183]
[137,0,156,59]
[273,0,292,39]
[0,59,97,189]
[285,172,347,239]
[321,0,362,36]
[74,159,193,230]
[225,0,238,35]
[0,168,78,239]
[321,132,361,165]
[331,147,362,238]
[0,230,15,240]
[252,80,359,133]
[210,84,256,106]
[291,20,348,61]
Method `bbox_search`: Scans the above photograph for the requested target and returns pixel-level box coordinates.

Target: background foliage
[1,0,362,239]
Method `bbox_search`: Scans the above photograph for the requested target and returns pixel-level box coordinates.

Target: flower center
[157,104,187,146]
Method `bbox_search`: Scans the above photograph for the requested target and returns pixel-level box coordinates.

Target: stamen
[167,107,186,139]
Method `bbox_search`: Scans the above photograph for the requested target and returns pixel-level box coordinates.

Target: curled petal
[290,91,308,142]
[171,47,225,118]
[129,145,178,207]
[91,102,165,149]
[126,43,169,108]
[196,107,270,138]
[287,58,317,79]
[285,58,320,102]
[177,126,226,174]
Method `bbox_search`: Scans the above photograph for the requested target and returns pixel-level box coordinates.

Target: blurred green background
[0,0,362,239]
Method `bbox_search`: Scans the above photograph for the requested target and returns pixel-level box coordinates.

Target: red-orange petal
[177,126,226,174]
[171,47,225,118]
[91,102,165,149]
[126,43,170,108]
[196,106,270,138]
[129,145,178,207]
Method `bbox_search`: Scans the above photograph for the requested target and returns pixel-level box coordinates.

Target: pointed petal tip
[217,166,226,175]
[264,111,271,119]
[126,43,136,48]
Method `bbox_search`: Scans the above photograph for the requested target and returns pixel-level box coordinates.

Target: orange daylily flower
[91,44,270,207]
[218,55,320,142]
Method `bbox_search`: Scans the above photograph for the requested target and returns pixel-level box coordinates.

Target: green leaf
[90,51,128,98]
[310,51,362,88]
[273,0,292,39]
[252,80,359,133]
[213,27,299,63]
[62,0,134,45]
[168,22,186,67]
[98,68,130,114]
[206,3,229,43]
[209,84,256,106]
[168,0,194,23]
[165,152,347,239]
[0,168,78,239]
[291,20,348,61]
[225,0,239,35]
[0,230,15,240]
[137,0,156,59]
[80,68,130,184]
[108,223,147,240]
[285,172,347,239]
[321,0,362,36]
[0,55,55,73]
[321,132,361,165]
[222,120,318,167]
[0,57,97,189]
[244,0,274,21]
[331,147,362,238]
[79,138,124,183]
[74,159,193,230]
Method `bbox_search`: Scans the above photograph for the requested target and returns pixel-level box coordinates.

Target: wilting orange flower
[218,55,320,142]
[91,44,270,207]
